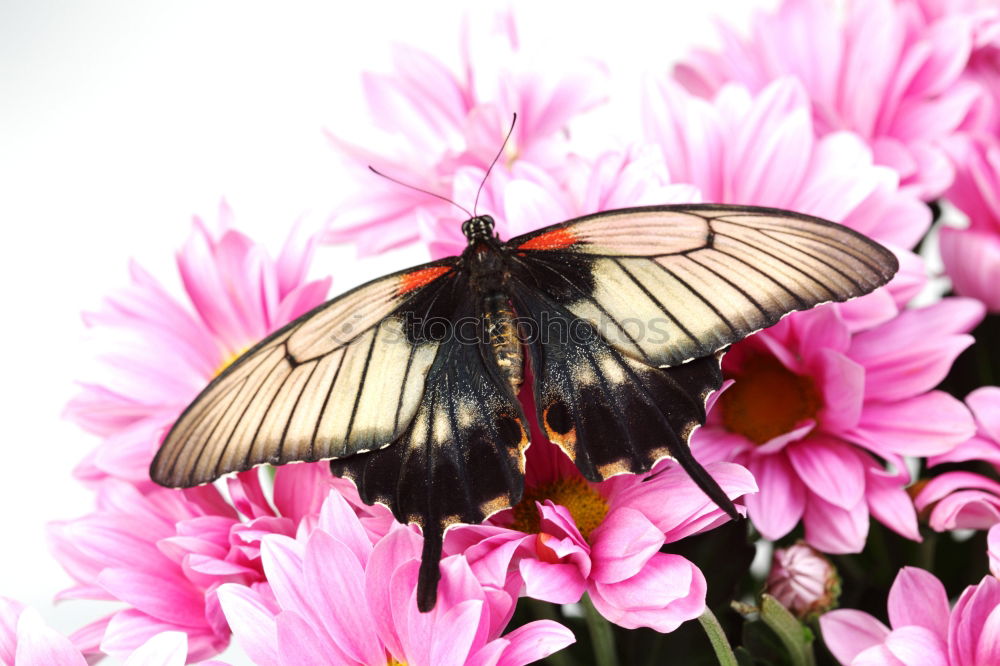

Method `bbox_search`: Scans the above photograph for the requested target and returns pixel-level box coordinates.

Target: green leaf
[759,595,816,666]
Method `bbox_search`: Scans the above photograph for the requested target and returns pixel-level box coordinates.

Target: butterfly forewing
[150,259,457,488]
[509,204,898,368]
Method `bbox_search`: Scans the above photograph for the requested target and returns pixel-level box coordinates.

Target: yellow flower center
[388,660,406,666]
[511,477,609,541]
[720,355,822,445]
[214,347,247,378]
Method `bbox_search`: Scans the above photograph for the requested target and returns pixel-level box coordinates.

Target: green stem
[582,593,619,666]
[527,600,573,666]
[698,608,739,666]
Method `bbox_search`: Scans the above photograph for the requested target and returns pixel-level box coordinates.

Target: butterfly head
[462,215,496,243]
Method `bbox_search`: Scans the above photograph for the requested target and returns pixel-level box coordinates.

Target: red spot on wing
[518,228,579,251]
[397,265,452,294]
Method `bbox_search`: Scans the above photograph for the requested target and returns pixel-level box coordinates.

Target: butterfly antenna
[473,113,517,217]
[368,166,472,218]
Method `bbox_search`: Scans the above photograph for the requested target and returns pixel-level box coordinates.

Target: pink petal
[0,597,24,663]
[519,559,587,605]
[949,577,1000,666]
[216,584,279,666]
[866,465,920,541]
[589,508,666,584]
[275,611,342,666]
[14,608,87,666]
[97,569,205,627]
[882,625,948,666]
[745,454,806,540]
[589,553,706,633]
[888,568,950,639]
[820,609,891,665]
[989,525,1000,578]
[366,527,421,660]
[787,436,866,509]
[495,620,576,666]
[315,490,373,567]
[802,492,869,554]
[123,632,188,666]
[968,387,1000,445]
[813,350,865,431]
[428,600,485,666]
[850,391,976,457]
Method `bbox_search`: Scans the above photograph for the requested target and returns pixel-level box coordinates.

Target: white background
[0,1,771,661]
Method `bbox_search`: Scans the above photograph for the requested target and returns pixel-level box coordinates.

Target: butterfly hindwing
[330,296,529,611]
[150,259,458,488]
[509,204,898,367]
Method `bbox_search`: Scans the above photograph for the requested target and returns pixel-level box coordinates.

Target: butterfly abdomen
[484,292,523,391]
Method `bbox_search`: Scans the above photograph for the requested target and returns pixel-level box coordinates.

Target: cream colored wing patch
[151,264,453,488]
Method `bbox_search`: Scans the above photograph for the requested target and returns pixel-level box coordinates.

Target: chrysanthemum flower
[48,465,382,660]
[940,139,1000,313]
[445,415,757,633]
[693,298,981,553]
[217,492,574,665]
[765,541,840,619]
[0,598,220,665]
[820,567,1000,665]
[325,10,607,255]
[915,387,1000,531]
[65,203,331,484]
[673,0,991,199]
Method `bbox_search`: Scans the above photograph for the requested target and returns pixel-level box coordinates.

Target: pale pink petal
[820,609,891,665]
[888,567,950,639]
[216,585,279,666]
[882,626,948,666]
[97,569,205,627]
[852,643,907,666]
[745,454,807,541]
[123,632,188,666]
[14,608,87,666]
[275,611,342,666]
[968,386,1000,444]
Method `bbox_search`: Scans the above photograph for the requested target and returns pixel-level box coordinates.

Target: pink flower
[989,524,1000,578]
[766,542,840,619]
[674,0,991,199]
[49,464,384,659]
[325,10,607,255]
[0,598,223,665]
[915,387,1000,531]
[940,139,1000,312]
[820,567,1000,665]
[446,423,758,633]
[693,297,982,553]
[217,492,574,665]
[65,203,331,485]
[643,76,931,249]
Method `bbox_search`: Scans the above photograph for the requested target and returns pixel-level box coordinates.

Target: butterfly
[150,203,898,611]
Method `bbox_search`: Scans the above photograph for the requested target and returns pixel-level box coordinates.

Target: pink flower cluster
[21,0,1000,663]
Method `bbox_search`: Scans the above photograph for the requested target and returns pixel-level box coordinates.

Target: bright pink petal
[428,600,485,666]
[866,465,920,541]
[820,609,891,665]
[494,621,576,666]
[787,436,866,510]
[802,493,869,554]
[745,454,806,541]
[519,559,587,605]
[968,386,1000,444]
[887,567,950,639]
[589,508,665,584]
[850,391,976,457]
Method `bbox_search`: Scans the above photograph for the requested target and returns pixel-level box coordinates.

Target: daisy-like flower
[0,598,221,665]
[915,387,1000,531]
[820,567,1000,665]
[65,203,331,485]
[673,0,991,199]
[325,9,607,255]
[48,466,382,660]
[940,138,1000,313]
[694,298,981,553]
[217,492,575,665]
[446,406,758,633]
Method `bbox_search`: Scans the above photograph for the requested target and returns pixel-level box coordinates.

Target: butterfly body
[150,204,899,612]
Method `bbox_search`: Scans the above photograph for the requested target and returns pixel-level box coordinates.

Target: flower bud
[765,541,840,619]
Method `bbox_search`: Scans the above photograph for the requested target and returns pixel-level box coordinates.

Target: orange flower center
[511,477,609,541]
[720,355,822,445]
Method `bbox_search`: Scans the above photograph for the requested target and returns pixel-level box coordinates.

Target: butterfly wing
[150,259,460,488]
[509,203,897,366]
[506,204,897,510]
